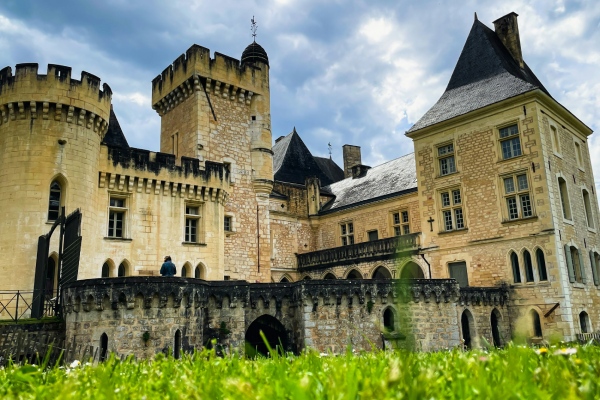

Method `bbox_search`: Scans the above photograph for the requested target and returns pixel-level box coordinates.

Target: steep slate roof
[321,153,417,213]
[272,128,339,186]
[314,156,345,183]
[102,107,130,148]
[407,19,550,133]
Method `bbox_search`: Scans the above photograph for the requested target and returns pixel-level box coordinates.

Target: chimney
[342,144,361,179]
[493,12,524,69]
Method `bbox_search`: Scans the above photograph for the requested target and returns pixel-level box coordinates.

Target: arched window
[118,263,127,277]
[194,267,200,279]
[280,277,290,283]
[523,250,534,282]
[579,311,591,334]
[383,308,395,331]
[195,263,205,279]
[531,310,543,338]
[510,252,521,283]
[558,177,571,220]
[181,265,188,278]
[536,249,548,281]
[101,263,110,278]
[48,181,62,221]
[323,273,336,280]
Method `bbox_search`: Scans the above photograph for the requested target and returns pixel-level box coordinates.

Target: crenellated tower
[151,42,273,281]
[0,64,112,292]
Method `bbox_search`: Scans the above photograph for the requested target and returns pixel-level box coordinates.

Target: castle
[0,12,599,356]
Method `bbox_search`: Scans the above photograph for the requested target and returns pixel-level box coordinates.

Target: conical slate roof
[272,128,336,186]
[102,107,129,148]
[407,19,549,133]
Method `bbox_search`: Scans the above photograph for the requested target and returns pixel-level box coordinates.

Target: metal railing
[297,233,420,270]
[0,290,57,322]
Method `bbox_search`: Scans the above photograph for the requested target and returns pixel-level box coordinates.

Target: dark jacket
[160,261,177,277]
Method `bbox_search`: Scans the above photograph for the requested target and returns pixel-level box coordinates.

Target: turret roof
[407,19,549,133]
[272,128,341,186]
[102,107,129,148]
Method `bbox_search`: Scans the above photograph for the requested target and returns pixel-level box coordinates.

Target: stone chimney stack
[343,144,362,179]
[493,12,524,69]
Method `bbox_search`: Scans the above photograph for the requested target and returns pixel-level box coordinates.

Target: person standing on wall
[160,256,177,277]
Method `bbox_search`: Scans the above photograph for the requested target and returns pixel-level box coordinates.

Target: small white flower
[70,360,81,368]
[553,348,577,356]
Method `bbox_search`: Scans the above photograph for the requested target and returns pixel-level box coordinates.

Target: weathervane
[328,142,332,158]
[251,16,258,42]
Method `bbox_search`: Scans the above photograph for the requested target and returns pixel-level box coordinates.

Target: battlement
[99,145,230,203]
[0,63,112,124]
[151,44,269,115]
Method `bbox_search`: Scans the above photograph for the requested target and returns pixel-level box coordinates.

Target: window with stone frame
[367,230,379,241]
[558,176,572,220]
[502,172,533,221]
[392,210,410,236]
[499,123,522,160]
[224,215,233,232]
[184,204,202,243]
[340,221,354,246]
[107,196,127,238]
[551,125,561,154]
[582,189,595,229]
[47,181,62,221]
[439,188,465,232]
[574,140,584,169]
[437,142,456,176]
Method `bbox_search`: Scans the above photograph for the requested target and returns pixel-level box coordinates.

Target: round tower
[0,63,111,298]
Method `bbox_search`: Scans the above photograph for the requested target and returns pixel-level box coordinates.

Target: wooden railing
[577,332,600,343]
[297,233,420,271]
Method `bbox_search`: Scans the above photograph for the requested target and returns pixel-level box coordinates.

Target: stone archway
[245,314,294,357]
[491,309,502,347]
[372,266,392,279]
[461,309,476,349]
[400,262,424,279]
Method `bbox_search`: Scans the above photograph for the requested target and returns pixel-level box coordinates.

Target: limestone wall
[62,277,509,358]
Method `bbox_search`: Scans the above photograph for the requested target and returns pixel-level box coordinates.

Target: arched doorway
[400,262,424,279]
[491,309,502,347]
[174,329,181,359]
[383,307,395,331]
[99,333,109,362]
[461,309,475,350]
[346,269,362,279]
[372,266,392,279]
[245,315,293,357]
[579,311,591,334]
[530,309,543,338]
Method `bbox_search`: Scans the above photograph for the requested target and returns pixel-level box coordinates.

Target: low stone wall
[62,277,510,358]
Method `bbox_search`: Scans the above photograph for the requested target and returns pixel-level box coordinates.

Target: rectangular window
[367,230,379,241]
[558,177,571,220]
[184,205,201,243]
[108,197,127,238]
[551,126,560,154]
[224,215,232,232]
[439,188,464,231]
[448,261,469,287]
[499,124,522,159]
[583,190,594,229]
[340,222,354,246]
[502,173,533,220]
[437,143,456,176]
[392,210,410,236]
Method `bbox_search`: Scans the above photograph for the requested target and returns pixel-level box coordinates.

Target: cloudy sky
[1,0,599,194]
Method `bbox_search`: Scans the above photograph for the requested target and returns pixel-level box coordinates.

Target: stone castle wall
[62,277,509,357]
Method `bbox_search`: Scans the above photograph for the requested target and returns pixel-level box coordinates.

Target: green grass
[1,344,600,399]
[0,317,61,326]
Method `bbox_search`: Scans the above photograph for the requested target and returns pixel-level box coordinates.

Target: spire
[474,12,478,21]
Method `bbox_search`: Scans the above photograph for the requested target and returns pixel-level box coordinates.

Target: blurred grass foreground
[1,343,600,399]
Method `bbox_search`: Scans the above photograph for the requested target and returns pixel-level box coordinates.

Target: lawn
[1,343,599,399]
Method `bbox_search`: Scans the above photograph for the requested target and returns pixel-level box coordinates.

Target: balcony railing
[297,233,420,271]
